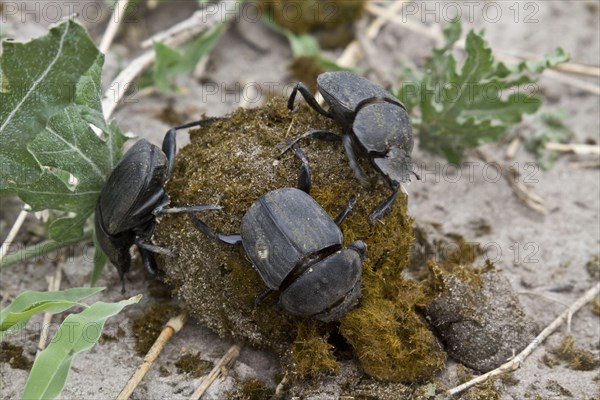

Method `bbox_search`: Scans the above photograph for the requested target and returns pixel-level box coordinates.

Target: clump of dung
[424,244,539,372]
[155,97,445,382]
[0,342,33,370]
[131,303,179,356]
[174,352,214,377]
[260,0,366,48]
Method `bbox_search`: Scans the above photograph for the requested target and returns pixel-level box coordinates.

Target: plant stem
[37,264,63,354]
[190,343,242,400]
[0,230,93,270]
[102,3,226,119]
[0,209,28,261]
[117,312,188,400]
[99,0,130,54]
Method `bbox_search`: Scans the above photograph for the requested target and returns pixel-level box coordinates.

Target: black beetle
[95,118,222,291]
[284,71,419,222]
[191,144,366,321]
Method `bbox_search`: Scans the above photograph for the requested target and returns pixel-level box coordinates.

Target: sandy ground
[1,1,599,399]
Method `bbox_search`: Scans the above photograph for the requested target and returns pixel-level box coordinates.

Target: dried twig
[142,9,222,49]
[366,3,600,96]
[0,209,28,261]
[505,137,522,160]
[570,159,600,169]
[447,282,600,396]
[503,49,600,77]
[272,374,290,399]
[117,312,188,400]
[37,265,62,354]
[552,62,600,77]
[336,0,406,68]
[102,4,224,119]
[474,149,547,215]
[99,0,130,54]
[189,343,242,400]
[545,142,600,155]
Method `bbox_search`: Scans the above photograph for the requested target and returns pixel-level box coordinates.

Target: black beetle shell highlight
[240,187,343,289]
[317,71,398,124]
[279,247,363,322]
[97,139,168,235]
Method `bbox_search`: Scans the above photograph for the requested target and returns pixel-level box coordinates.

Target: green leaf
[262,15,319,57]
[442,18,462,50]
[0,287,104,340]
[22,295,141,400]
[288,33,321,58]
[154,22,226,91]
[0,20,126,243]
[47,212,91,243]
[399,19,569,162]
[262,16,347,71]
[519,48,570,74]
[525,110,574,170]
[0,20,100,186]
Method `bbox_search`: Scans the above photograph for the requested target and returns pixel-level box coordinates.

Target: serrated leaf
[442,18,461,50]
[400,19,569,162]
[22,295,141,400]
[525,110,574,170]
[0,287,104,340]
[0,20,126,243]
[47,212,92,242]
[520,48,570,74]
[0,20,100,186]
[154,22,226,91]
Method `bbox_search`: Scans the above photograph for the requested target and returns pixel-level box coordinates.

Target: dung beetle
[191,144,366,321]
[284,71,419,222]
[95,118,222,292]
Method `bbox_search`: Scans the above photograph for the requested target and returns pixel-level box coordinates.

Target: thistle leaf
[397,19,569,163]
[0,20,126,243]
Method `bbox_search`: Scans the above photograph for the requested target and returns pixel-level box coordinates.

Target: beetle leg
[254,288,275,306]
[163,117,229,178]
[138,247,158,277]
[288,142,312,194]
[277,130,341,156]
[190,215,243,245]
[334,196,357,226]
[342,134,368,184]
[132,189,168,220]
[135,239,177,257]
[369,185,400,223]
[288,82,332,118]
[156,204,222,215]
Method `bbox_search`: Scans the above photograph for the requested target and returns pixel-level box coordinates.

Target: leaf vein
[0,23,70,133]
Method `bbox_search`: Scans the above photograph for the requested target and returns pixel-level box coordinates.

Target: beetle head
[373,146,415,185]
